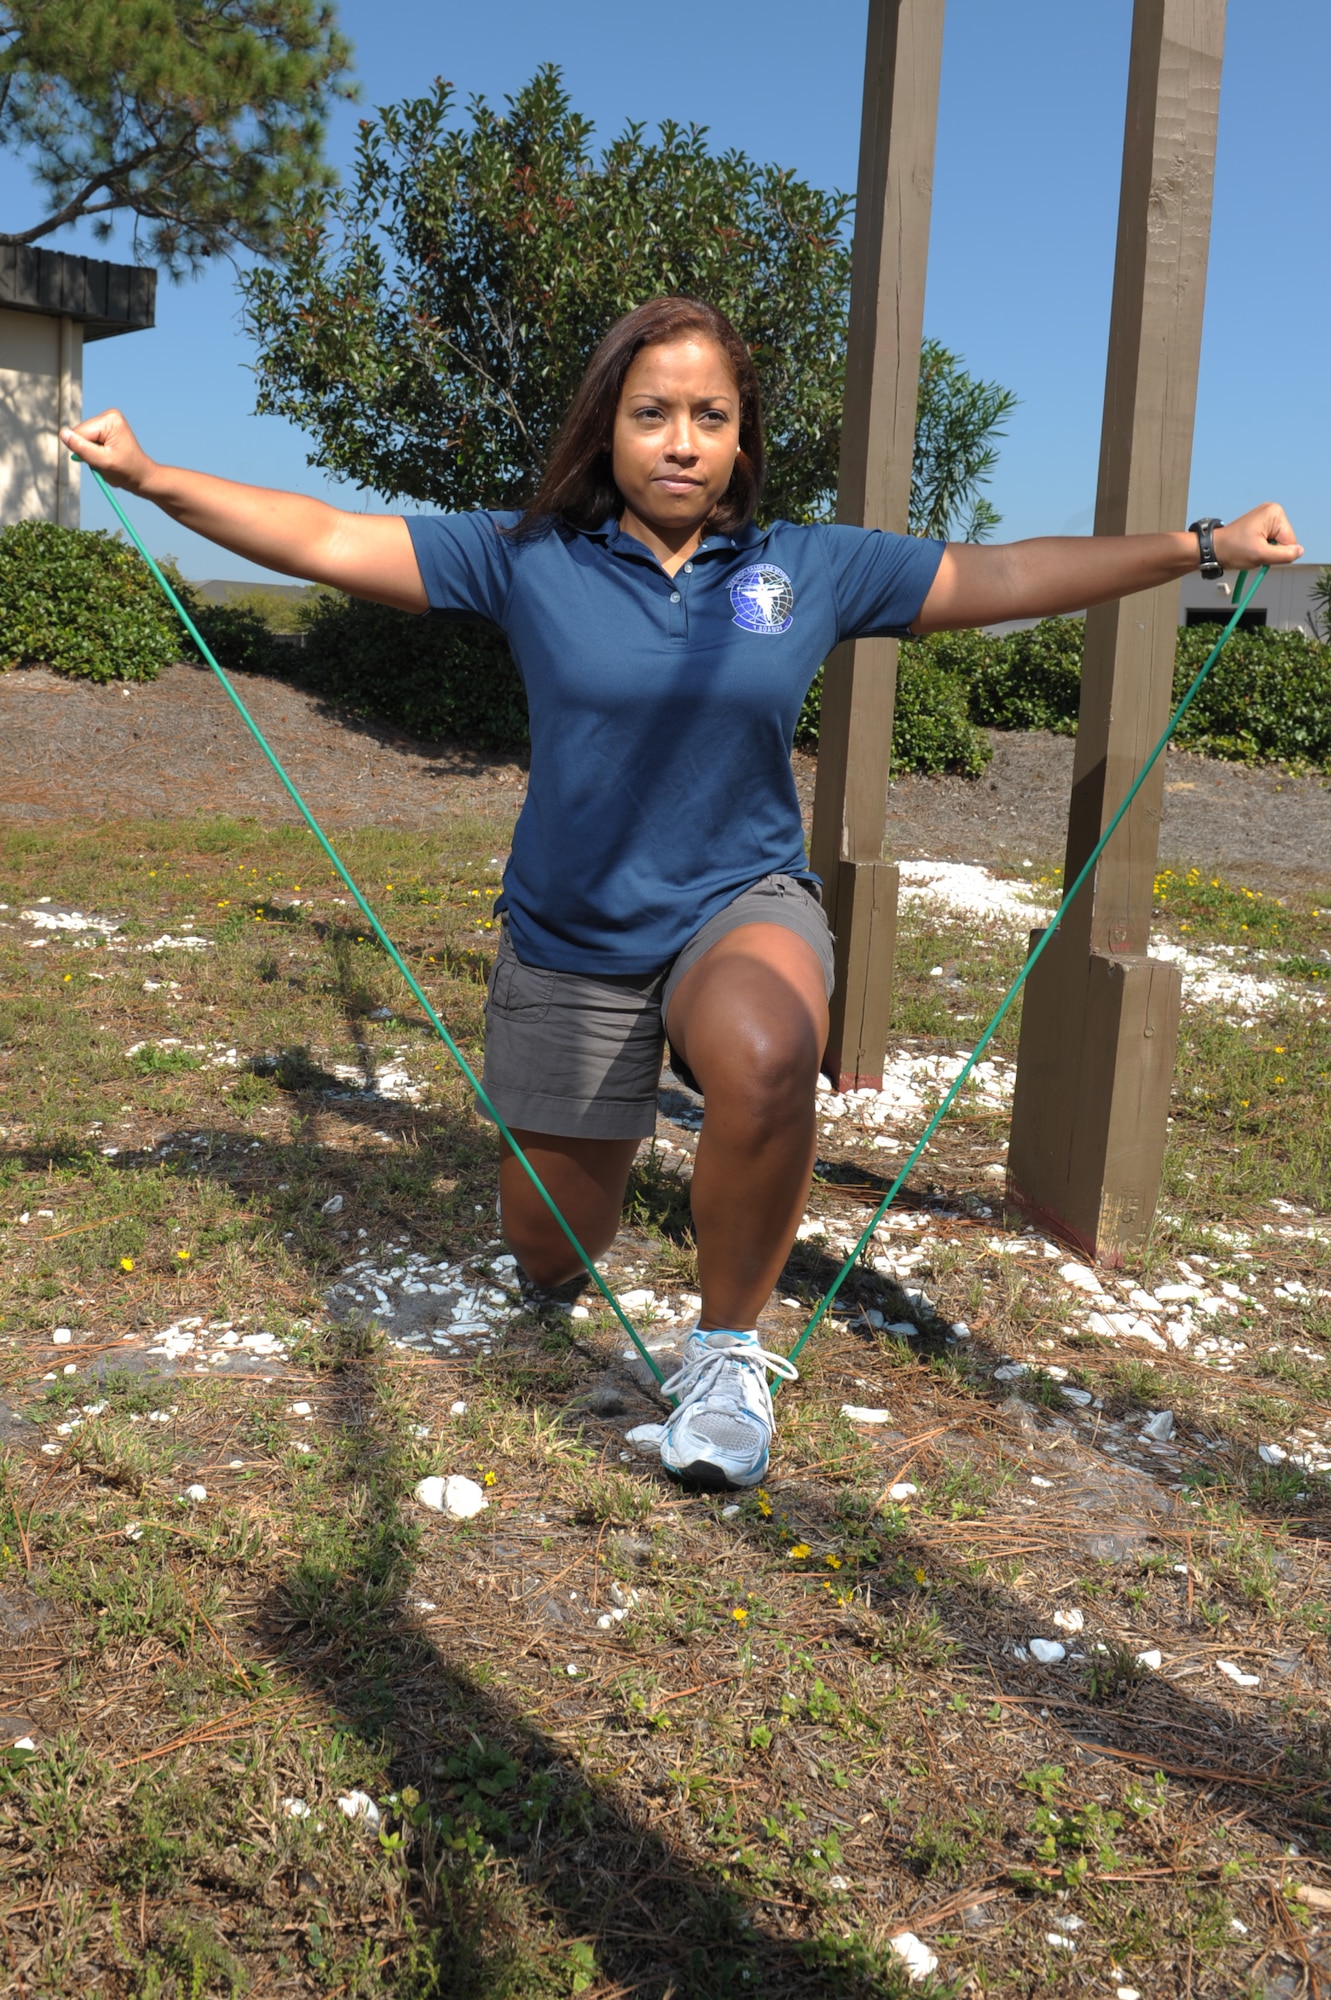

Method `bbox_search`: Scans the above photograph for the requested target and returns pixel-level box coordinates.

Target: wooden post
[810,0,945,1090]
[1007,0,1226,1265]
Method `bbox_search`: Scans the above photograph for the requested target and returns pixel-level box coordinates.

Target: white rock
[321,1193,344,1214]
[615,1288,656,1310]
[1046,1933,1076,1951]
[414,1474,488,1519]
[183,1484,207,1503]
[949,1320,971,1338]
[721,1504,740,1519]
[52,1329,71,1346]
[12,1736,35,1752]
[1060,1385,1093,1407]
[337,1789,381,1827]
[1118,1988,1143,1999]
[570,1305,591,1320]
[565,1663,579,1677]
[282,1796,311,1818]
[609,1583,639,1611]
[1217,1659,1259,1687]
[1136,1649,1162,1671]
[1258,1443,1287,1464]
[1059,1262,1103,1293]
[887,1933,939,1984]
[841,1405,891,1424]
[1030,1476,1053,1489]
[886,1320,920,1338]
[827,1874,850,1891]
[993,1361,1027,1381]
[1052,1607,1084,1634]
[289,1401,312,1416]
[1029,1639,1066,1665]
[888,1483,918,1502]
[449,1400,467,1415]
[1140,1409,1175,1442]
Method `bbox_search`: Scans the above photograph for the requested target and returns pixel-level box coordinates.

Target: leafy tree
[243,66,854,524]
[911,337,1018,542]
[0,0,355,273]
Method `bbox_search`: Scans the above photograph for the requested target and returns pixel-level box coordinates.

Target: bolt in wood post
[1008,0,1226,1265]
[810,0,945,1090]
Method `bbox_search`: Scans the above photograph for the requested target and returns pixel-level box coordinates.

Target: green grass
[0,823,1328,1996]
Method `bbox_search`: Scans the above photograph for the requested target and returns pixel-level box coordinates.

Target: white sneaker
[658,1330,798,1492]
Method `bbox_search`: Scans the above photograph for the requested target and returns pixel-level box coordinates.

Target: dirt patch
[4,662,1330,891]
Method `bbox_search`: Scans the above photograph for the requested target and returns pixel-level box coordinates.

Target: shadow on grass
[245,1297,1331,1999]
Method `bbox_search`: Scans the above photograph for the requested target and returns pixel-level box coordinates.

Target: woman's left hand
[1213,503,1303,570]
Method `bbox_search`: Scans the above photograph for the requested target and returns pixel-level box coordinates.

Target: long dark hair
[509,297,764,540]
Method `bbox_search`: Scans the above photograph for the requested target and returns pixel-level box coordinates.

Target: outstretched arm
[913,504,1303,635]
[60,409,427,614]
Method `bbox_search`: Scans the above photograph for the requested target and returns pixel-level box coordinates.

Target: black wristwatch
[1188,517,1225,580]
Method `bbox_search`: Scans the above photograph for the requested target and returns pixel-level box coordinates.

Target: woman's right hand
[59,409,155,494]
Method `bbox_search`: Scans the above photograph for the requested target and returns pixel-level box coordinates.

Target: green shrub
[294,592,530,750]
[966,616,1084,732]
[795,642,992,776]
[1170,625,1331,765]
[0,519,187,681]
[188,598,285,677]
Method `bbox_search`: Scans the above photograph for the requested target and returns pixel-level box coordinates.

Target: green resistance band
[779,563,1268,1382]
[81,462,669,1390]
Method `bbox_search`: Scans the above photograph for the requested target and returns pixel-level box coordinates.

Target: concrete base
[1007,931,1181,1268]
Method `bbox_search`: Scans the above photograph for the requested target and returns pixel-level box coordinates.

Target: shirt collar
[577,515,768,557]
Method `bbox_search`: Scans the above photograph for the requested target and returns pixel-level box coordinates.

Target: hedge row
[5,520,1329,773]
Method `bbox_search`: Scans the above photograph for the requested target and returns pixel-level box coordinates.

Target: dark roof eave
[0,244,155,339]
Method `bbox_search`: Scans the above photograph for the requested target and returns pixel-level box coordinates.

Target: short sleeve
[404,511,519,625]
[814,525,946,642]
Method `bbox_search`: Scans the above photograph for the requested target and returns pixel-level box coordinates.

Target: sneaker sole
[660,1451,768,1495]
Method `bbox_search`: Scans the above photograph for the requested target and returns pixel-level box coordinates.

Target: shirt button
[684,562,693,572]
[670,590,681,603]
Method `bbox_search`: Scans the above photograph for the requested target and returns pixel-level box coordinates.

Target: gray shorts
[480,874,835,1140]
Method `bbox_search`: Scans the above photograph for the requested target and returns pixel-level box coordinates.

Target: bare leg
[498,1129,640,1290]
[666,924,828,1332]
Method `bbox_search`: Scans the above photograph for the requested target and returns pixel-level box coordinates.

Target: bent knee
[503,1214,615,1293]
[695,1021,821,1124]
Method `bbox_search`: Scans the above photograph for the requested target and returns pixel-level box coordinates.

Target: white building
[1177,563,1325,639]
[1,246,155,530]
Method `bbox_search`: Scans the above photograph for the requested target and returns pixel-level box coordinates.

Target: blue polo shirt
[406,512,944,975]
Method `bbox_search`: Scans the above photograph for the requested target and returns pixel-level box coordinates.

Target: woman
[64,294,1301,1493]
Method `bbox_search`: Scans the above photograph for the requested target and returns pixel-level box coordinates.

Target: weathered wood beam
[810,0,945,1090]
[1008,0,1226,1265]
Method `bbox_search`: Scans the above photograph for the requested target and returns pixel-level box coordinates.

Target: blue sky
[4,0,1325,578]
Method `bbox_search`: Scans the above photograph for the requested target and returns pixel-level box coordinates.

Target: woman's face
[611,336,740,538]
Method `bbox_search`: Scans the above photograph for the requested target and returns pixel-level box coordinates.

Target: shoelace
[660,1339,800,1425]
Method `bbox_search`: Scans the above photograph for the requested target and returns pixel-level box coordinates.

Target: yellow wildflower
[914,1566,927,1585]
[483,1470,496,1487]
[731,1606,748,1623]
[789,1544,811,1559]
[120,1256,134,1273]
[825,1555,842,1571]
[176,1249,190,1261]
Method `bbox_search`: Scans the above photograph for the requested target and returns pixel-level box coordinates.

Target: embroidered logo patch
[729,562,795,635]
